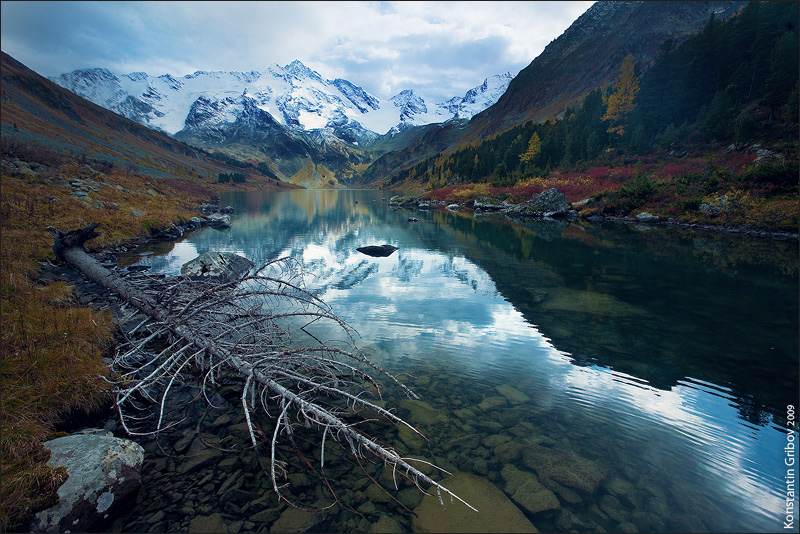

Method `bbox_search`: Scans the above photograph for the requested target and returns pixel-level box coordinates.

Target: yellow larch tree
[602,54,640,136]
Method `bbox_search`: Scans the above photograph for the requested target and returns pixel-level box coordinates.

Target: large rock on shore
[411,472,538,533]
[181,251,254,281]
[505,188,570,217]
[30,432,144,533]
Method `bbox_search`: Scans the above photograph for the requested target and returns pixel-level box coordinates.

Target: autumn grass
[424,152,799,233]
[0,165,216,531]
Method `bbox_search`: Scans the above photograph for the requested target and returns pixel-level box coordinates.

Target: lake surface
[117,189,799,533]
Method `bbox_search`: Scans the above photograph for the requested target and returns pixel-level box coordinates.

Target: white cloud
[1,1,593,102]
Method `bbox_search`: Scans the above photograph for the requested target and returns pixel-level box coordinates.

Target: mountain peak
[283,60,323,82]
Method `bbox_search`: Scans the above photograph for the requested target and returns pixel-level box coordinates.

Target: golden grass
[0,166,216,531]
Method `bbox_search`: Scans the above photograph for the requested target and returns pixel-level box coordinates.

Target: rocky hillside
[0,52,289,189]
[358,0,747,188]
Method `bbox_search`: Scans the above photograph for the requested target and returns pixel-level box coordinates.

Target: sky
[0,1,594,103]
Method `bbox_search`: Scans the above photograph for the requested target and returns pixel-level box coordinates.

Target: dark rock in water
[181,251,254,281]
[30,432,144,533]
[356,244,398,257]
[126,265,151,272]
[408,217,419,222]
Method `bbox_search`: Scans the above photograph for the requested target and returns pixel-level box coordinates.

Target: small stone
[364,483,391,504]
[478,396,508,412]
[496,384,530,404]
[270,507,327,533]
[371,514,404,533]
[357,500,377,515]
[188,513,227,533]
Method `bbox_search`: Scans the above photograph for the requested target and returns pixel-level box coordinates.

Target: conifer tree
[519,131,541,163]
[603,54,640,136]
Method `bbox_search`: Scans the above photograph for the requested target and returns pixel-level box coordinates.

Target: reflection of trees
[420,208,798,426]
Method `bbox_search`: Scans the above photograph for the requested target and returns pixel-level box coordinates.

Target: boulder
[207,212,232,228]
[495,384,530,404]
[522,443,609,495]
[30,432,144,533]
[399,399,448,426]
[411,472,538,533]
[446,204,461,211]
[473,196,506,210]
[501,465,560,516]
[270,506,327,533]
[189,513,229,533]
[356,244,398,257]
[370,514,404,533]
[505,189,569,217]
[389,195,419,207]
[180,252,254,282]
[635,212,659,223]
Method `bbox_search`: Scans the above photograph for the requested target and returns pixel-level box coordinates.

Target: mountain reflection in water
[122,189,798,532]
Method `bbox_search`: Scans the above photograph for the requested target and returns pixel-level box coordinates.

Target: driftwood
[48,224,475,514]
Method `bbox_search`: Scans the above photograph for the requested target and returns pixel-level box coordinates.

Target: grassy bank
[0,157,221,530]
[423,149,799,233]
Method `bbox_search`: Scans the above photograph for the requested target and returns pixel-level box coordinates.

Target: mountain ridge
[50,60,513,186]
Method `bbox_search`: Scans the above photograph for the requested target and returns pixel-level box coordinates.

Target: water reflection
[123,189,798,532]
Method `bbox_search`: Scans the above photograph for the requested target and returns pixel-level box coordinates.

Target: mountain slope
[0,52,291,188]
[358,0,747,188]
[465,0,747,138]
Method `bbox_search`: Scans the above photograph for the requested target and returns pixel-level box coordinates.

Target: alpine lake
[112,188,799,533]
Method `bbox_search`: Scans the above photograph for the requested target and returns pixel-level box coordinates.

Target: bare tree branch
[49,224,476,514]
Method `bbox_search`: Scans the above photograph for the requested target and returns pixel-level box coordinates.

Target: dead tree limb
[48,224,476,514]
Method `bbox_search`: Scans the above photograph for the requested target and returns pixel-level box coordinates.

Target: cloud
[1,1,594,102]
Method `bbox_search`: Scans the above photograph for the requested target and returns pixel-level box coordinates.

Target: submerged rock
[411,472,538,533]
[270,506,328,533]
[356,244,398,257]
[30,432,144,533]
[522,443,609,495]
[180,251,254,282]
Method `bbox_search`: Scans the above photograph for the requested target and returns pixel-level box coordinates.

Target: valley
[1,0,798,532]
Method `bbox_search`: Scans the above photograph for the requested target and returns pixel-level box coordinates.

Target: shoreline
[401,196,799,242]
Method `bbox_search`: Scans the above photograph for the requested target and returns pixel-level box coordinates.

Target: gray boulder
[473,196,506,211]
[30,432,144,533]
[635,212,660,223]
[505,188,569,217]
[388,195,418,207]
[207,212,232,228]
[181,252,254,281]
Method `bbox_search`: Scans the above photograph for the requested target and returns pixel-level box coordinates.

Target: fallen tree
[48,223,475,516]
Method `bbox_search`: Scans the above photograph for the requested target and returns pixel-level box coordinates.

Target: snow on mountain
[50,61,512,143]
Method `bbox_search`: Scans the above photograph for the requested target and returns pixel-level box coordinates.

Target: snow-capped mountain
[50,61,512,143]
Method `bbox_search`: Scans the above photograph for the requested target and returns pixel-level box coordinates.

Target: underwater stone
[412,472,538,533]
